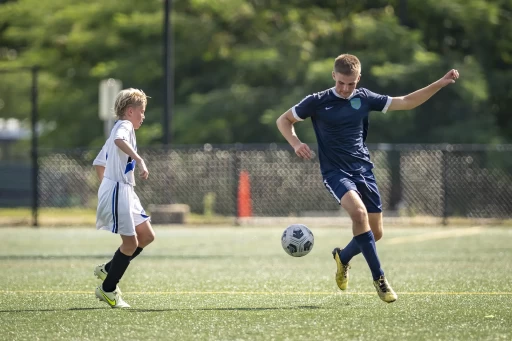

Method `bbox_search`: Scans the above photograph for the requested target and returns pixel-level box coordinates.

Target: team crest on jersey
[350,98,361,110]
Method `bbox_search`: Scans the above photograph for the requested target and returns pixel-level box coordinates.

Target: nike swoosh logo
[101,291,116,306]
[325,106,333,110]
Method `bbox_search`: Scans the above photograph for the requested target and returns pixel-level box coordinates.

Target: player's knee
[142,229,155,246]
[136,222,155,247]
[373,229,383,241]
[350,207,368,225]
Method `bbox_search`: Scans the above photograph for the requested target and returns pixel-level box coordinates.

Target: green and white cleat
[94,263,108,281]
[373,275,398,303]
[95,285,131,309]
[94,263,122,294]
[332,248,350,290]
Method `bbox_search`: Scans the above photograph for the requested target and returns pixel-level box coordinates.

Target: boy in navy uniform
[277,54,459,302]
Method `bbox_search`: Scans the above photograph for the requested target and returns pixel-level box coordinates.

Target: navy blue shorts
[323,169,383,213]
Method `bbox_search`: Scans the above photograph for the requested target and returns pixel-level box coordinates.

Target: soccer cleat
[94,263,109,281]
[373,275,398,303]
[95,285,131,309]
[93,263,122,294]
[332,247,350,290]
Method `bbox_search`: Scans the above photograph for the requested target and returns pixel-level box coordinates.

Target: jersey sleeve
[291,94,318,121]
[113,121,132,142]
[92,145,107,166]
[364,89,392,113]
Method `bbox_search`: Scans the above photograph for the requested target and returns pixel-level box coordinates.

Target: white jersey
[102,120,138,186]
[92,145,107,167]
[93,120,117,167]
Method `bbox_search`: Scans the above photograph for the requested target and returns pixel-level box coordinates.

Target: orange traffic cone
[237,170,252,218]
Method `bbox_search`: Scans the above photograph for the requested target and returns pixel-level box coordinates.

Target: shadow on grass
[0,306,332,313]
[0,254,229,260]
[0,305,345,313]
[0,307,105,313]
[129,305,332,312]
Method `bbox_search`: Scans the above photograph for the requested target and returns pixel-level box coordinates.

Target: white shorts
[96,178,150,236]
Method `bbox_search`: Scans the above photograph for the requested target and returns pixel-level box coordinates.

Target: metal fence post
[31,66,39,227]
[442,146,451,226]
[232,143,242,225]
[388,144,402,212]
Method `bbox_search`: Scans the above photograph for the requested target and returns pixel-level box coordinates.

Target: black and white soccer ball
[281,224,314,257]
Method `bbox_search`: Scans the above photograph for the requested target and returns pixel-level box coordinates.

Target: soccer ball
[281,224,314,257]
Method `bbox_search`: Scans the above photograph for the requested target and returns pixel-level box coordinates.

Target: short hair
[114,88,148,118]
[334,54,361,75]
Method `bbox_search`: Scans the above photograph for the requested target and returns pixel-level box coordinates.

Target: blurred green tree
[0,0,509,147]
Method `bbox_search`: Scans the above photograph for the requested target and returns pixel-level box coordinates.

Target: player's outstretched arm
[388,69,460,111]
[114,139,149,179]
[276,109,312,160]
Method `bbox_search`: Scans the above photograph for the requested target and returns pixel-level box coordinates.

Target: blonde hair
[334,54,361,76]
[114,88,148,118]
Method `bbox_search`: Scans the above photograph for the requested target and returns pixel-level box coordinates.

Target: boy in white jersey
[94,88,155,308]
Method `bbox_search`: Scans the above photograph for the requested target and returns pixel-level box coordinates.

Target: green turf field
[1,226,511,340]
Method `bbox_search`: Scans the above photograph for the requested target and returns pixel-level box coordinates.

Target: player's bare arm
[94,165,105,181]
[388,69,460,111]
[114,139,149,179]
[276,109,312,160]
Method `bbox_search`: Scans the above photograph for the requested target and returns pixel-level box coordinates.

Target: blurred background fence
[0,67,39,226]
[2,143,512,226]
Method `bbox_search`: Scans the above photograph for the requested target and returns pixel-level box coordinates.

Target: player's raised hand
[138,159,149,180]
[438,69,460,87]
[294,143,312,160]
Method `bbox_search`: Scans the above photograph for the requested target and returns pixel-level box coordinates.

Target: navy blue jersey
[292,87,391,176]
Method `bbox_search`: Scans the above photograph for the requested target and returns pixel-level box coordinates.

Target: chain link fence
[1,143,504,227]
[0,67,38,226]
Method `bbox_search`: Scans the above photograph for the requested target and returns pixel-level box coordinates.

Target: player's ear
[332,71,336,81]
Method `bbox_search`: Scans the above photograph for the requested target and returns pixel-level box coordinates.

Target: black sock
[105,247,143,272]
[102,249,131,292]
[130,247,144,261]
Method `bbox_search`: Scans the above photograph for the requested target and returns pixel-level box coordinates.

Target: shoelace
[342,264,350,278]
[377,278,388,292]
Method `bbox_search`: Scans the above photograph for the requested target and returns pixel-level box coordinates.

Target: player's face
[332,72,360,98]
[127,105,146,130]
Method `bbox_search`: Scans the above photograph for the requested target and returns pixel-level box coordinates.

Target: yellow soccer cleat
[95,285,131,309]
[373,275,398,303]
[332,248,351,290]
